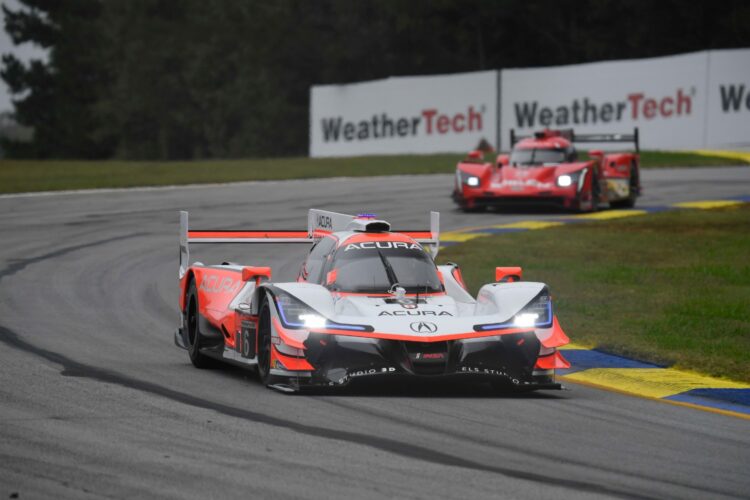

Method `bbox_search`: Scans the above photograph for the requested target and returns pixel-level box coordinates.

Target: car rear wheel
[185,281,215,369]
[611,163,638,208]
[589,171,601,212]
[257,297,272,385]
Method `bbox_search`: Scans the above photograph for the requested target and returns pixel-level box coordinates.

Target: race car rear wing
[307,209,440,257]
[510,127,640,153]
[179,209,440,278]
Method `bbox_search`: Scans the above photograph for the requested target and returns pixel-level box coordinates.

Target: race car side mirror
[495,266,522,283]
[496,154,509,167]
[242,266,272,284]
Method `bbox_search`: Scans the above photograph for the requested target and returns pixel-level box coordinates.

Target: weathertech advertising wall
[705,48,750,150]
[310,71,498,157]
[500,51,707,151]
[501,49,750,151]
[309,49,749,157]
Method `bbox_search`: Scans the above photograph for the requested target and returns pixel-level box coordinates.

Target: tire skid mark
[0,233,149,283]
[0,325,661,500]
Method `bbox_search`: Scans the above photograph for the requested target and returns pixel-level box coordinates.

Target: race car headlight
[474,291,553,331]
[514,313,540,327]
[557,171,583,187]
[275,292,322,329]
[556,175,573,187]
[274,291,372,332]
[513,293,553,328]
[457,169,482,187]
[299,314,326,329]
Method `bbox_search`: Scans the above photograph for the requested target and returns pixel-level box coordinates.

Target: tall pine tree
[1,0,113,158]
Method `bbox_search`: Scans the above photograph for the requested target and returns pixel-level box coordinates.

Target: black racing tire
[185,281,215,369]
[460,204,487,213]
[611,163,638,209]
[589,171,601,212]
[256,296,273,385]
[580,170,601,213]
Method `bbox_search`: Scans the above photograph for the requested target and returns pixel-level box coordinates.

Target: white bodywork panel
[265,280,546,340]
[437,264,476,305]
[475,282,547,317]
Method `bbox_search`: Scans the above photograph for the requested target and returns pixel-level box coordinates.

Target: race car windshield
[511,148,566,166]
[331,243,442,294]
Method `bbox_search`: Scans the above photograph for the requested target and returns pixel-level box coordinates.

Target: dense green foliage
[3,0,750,159]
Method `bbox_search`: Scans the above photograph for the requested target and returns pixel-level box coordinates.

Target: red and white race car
[453,128,641,212]
[174,209,570,393]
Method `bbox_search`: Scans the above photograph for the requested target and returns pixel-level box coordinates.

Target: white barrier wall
[309,49,750,156]
[705,48,750,149]
[310,71,498,157]
[500,52,708,150]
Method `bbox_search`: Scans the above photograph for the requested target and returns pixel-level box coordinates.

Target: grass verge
[0,154,462,194]
[438,205,750,383]
[1,150,747,194]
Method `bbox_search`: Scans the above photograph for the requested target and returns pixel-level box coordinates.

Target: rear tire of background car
[589,171,600,212]
[611,163,638,209]
[185,281,215,369]
[256,297,273,385]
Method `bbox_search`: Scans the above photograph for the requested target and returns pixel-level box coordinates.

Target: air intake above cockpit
[346,215,391,232]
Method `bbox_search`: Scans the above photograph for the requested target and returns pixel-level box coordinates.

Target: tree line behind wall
[2,0,749,160]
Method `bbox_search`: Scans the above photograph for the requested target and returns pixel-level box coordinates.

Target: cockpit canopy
[332,241,442,294]
[301,235,443,294]
[510,145,577,166]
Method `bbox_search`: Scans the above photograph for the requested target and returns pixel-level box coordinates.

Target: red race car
[453,128,641,212]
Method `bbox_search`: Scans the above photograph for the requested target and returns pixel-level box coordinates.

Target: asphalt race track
[1,166,749,499]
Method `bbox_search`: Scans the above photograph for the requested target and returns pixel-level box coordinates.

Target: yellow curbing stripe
[562,367,750,399]
[441,231,487,243]
[558,342,592,350]
[572,209,648,220]
[559,375,750,421]
[443,198,746,242]
[673,200,743,209]
[692,149,750,164]
[491,220,565,230]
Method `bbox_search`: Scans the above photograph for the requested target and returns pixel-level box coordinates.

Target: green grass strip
[438,205,750,383]
[1,150,746,194]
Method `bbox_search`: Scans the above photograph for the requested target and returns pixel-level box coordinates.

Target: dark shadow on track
[211,365,569,400]
[0,325,655,500]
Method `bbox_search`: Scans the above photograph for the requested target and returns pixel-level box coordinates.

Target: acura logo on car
[410,321,438,334]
